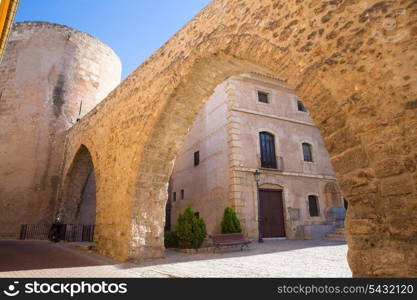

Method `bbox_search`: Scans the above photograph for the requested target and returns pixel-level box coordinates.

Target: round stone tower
[0,22,121,238]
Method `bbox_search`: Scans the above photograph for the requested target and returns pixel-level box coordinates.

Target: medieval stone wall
[169,74,341,239]
[0,22,121,238]
[47,0,417,277]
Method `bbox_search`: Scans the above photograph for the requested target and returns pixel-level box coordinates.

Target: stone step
[325,233,345,238]
[327,230,345,235]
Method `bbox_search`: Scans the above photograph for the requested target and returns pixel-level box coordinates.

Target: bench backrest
[212,233,245,242]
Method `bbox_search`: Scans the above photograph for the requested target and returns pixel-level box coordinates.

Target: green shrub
[175,205,206,249]
[164,230,178,248]
[221,207,242,234]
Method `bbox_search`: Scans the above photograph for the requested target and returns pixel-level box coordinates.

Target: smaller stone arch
[254,128,280,155]
[59,145,96,225]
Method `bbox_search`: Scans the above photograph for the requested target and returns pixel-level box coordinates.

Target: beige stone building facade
[168,73,345,240]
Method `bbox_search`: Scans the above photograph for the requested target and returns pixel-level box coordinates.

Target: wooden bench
[211,233,251,252]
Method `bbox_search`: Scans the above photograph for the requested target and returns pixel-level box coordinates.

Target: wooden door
[259,189,285,237]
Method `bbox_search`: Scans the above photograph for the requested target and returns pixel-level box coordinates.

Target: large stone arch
[61,0,416,277]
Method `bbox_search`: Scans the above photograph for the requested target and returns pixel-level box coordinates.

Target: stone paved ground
[0,239,351,278]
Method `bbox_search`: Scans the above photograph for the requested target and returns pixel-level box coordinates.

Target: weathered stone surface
[347,219,379,235]
[375,159,405,178]
[380,174,415,197]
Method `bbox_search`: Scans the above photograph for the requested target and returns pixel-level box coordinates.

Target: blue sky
[14,0,212,79]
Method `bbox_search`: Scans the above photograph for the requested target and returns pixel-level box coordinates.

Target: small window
[302,143,313,162]
[194,151,199,166]
[297,100,307,112]
[173,192,176,202]
[259,132,277,169]
[308,195,319,217]
[181,189,184,200]
[194,212,200,218]
[257,91,269,103]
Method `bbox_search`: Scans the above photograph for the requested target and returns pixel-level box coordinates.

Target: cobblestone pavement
[0,239,351,278]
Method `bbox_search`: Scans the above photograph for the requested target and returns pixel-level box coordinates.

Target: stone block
[287,208,300,221]
[324,127,360,155]
[347,219,378,235]
[374,158,405,178]
[331,146,369,174]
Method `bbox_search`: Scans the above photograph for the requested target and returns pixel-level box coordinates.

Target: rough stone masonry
[2,0,417,277]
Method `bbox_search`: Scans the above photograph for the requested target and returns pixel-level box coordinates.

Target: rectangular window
[173,192,176,202]
[194,151,199,166]
[257,91,269,103]
[297,100,307,112]
[194,212,200,218]
[181,189,184,200]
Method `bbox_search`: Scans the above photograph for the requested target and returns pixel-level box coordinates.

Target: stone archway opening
[60,145,96,228]
[129,56,350,256]
[127,38,416,277]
